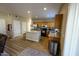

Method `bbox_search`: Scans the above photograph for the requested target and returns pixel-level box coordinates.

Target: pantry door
[12,20,21,37]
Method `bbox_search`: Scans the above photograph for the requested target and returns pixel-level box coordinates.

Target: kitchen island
[26,31,41,42]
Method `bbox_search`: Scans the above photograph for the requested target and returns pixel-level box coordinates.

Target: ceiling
[0,3,62,20]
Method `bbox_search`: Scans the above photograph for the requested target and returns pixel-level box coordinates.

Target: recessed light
[27,10,31,14]
[43,7,47,11]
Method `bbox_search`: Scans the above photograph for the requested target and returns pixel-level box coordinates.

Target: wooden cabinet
[33,21,55,28]
[55,14,63,29]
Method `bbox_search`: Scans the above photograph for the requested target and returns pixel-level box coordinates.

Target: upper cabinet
[54,14,63,29]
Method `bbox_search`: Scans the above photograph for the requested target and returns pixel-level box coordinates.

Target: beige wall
[0,12,26,25]
[0,12,30,37]
[59,4,68,55]
[26,17,32,32]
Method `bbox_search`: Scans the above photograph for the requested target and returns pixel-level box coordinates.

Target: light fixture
[27,10,31,14]
[43,7,47,11]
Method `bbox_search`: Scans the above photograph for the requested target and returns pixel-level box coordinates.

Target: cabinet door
[55,14,63,29]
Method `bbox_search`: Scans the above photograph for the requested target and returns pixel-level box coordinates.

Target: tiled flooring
[5,36,50,56]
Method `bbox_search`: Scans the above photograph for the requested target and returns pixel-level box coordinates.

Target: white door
[12,20,21,37]
[0,18,6,34]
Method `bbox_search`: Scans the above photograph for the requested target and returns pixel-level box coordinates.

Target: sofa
[0,34,7,55]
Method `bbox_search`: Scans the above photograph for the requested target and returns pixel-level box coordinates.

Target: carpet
[18,48,50,56]
[1,51,10,56]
